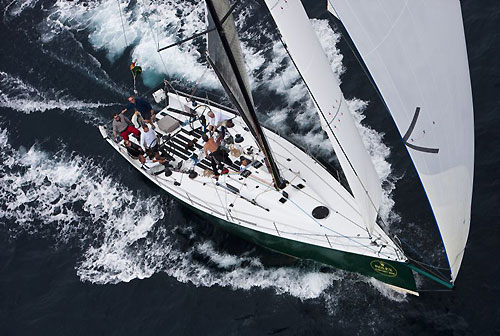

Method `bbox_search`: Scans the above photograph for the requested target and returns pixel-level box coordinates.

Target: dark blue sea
[0,0,498,335]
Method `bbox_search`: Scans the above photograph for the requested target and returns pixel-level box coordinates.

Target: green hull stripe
[180,200,417,292]
[407,263,454,289]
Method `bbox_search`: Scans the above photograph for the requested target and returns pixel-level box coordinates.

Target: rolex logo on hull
[370,260,398,277]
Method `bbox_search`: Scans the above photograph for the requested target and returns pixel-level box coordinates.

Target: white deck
[100,91,406,263]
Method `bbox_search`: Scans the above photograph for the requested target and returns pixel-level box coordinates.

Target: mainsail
[205,0,286,189]
[263,0,383,232]
[327,0,474,281]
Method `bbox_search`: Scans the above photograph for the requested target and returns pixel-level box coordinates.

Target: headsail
[205,0,286,189]
[327,0,474,281]
[263,0,383,232]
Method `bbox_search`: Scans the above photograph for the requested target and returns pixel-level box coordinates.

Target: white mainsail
[327,0,474,281]
[263,0,383,233]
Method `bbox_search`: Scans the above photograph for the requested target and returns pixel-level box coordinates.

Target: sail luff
[328,0,474,281]
[263,0,383,233]
[205,0,285,189]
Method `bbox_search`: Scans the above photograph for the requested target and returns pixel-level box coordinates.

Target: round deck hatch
[312,206,329,219]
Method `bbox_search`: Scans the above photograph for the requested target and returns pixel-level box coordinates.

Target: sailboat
[99,0,473,295]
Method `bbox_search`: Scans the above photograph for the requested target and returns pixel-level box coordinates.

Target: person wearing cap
[112,111,140,142]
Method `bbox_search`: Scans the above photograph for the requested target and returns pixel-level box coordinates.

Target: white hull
[100,90,405,265]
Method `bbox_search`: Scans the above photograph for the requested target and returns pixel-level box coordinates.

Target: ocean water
[0,0,498,335]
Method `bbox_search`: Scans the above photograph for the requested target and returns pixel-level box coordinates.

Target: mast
[327,0,474,282]
[205,0,286,189]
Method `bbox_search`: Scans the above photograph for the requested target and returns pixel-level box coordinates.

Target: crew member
[207,110,231,134]
[123,96,156,127]
[202,133,232,177]
[112,111,140,141]
[124,139,146,164]
[140,124,162,160]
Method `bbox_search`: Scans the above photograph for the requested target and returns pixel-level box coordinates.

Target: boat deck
[99,91,407,264]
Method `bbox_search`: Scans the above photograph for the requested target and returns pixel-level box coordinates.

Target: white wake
[0,0,407,305]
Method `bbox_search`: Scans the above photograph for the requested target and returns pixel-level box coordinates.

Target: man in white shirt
[207,110,230,133]
[140,125,161,160]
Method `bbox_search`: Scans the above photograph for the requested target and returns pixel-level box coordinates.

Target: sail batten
[263,0,383,232]
[328,0,474,280]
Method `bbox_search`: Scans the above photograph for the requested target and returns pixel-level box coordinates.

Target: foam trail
[367,278,407,302]
[0,126,404,302]
[51,0,220,89]
[39,8,130,95]
[3,0,38,20]
[0,127,339,297]
[1,1,406,301]
[130,0,220,88]
[0,127,167,281]
[158,239,340,299]
[0,71,113,124]
[3,0,126,96]
[233,4,332,156]
[50,0,134,62]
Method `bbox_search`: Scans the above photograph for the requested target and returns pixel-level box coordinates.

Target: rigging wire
[116,0,141,94]
[238,173,397,258]
[396,236,450,271]
[188,64,210,99]
[139,0,170,77]
[138,0,191,111]
[133,0,449,285]
[116,0,129,47]
[322,15,453,282]
[187,175,377,245]
[140,0,225,114]
[255,4,451,284]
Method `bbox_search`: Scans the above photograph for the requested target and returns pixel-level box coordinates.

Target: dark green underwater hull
[181,199,417,293]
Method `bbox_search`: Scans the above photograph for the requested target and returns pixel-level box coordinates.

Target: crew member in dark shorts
[140,124,162,160]
[112,111,140,141]
[124,139,146,164]
[202,133,233,177]
[123,96,156,127]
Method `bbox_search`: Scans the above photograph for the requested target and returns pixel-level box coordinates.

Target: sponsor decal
[370,260,398,277]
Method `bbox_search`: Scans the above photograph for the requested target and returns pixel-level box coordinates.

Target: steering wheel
[193,104,212,117]
[190,104,212,130]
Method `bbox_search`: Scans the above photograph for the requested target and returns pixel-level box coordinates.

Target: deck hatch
[312,206,329,219]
